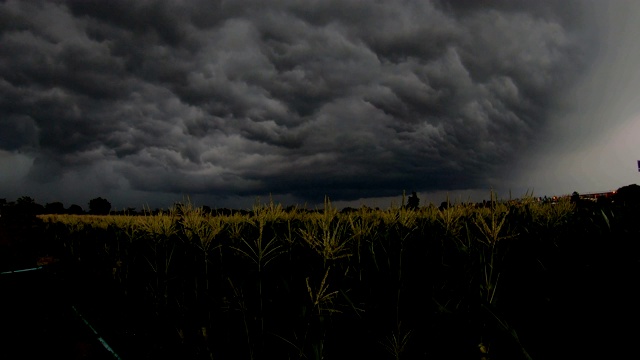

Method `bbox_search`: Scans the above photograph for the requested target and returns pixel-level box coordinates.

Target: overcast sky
[1,0,639,211]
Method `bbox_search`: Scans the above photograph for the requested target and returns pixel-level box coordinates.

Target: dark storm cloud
[0,0,596,204]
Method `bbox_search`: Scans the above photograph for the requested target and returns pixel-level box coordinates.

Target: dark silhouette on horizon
[2,184,640,219]
[406,191,420,210]
[89,197,111,215]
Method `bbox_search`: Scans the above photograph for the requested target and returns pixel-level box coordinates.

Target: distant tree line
[2,184,640,221]
[0,196,111,219]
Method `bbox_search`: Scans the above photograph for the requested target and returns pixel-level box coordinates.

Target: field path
[0,266,119,360]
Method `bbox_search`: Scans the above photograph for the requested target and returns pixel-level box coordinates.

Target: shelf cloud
[1,0,628,209]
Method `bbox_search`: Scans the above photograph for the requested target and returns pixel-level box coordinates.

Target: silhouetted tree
[340,207,358,214]
[16,196,35,204]
[15,196,43,218]
[570,191,580,203]
[89,197,111,215]
[67,204,85,214]
[407,191,420,210]
[45,202,65,214]
[614,184,640,207]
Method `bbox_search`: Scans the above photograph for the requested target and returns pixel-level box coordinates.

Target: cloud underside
[0,0,591,202]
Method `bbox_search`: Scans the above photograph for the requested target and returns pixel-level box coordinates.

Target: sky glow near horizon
[1,0,639,211]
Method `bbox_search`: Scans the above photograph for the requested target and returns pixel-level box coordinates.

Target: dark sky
[1,0,638,210]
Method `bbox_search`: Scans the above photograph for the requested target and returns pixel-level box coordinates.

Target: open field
[2,194,640,359]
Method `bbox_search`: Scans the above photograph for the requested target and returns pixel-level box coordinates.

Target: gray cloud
[0,0,601,208]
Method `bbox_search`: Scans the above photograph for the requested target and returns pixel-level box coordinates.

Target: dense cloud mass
[0,0,599,208]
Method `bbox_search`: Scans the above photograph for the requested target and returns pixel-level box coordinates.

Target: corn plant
[106,214,144,295]
[227,277,255,360]
[179,201,224,297]
[226,212,249,241]
[59,215,88,261]
[348,209,380,281]
[252,195,287,222]
[229,199,285,354]
[381,323,412,360]
[302,266,341,359]
[379,203,419,347]
[473,192,514,305]
[299,197,350,266]
[436,199,467,240]
[531,197,575,230]
[469,192,527,359]
[137,207,180,307]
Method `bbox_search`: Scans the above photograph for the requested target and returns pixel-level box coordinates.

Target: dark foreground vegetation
[1,185,640,360]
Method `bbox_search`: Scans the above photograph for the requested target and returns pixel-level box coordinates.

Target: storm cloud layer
[0,0,598,208]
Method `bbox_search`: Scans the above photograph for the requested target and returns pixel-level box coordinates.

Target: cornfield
[31,194,640,360]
